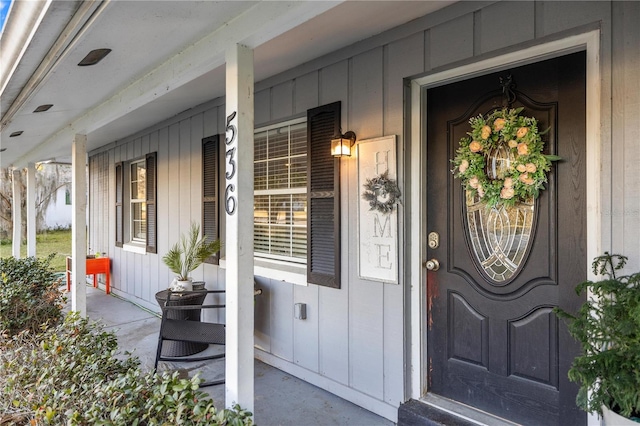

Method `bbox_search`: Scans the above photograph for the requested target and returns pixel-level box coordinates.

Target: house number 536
[225,111,237,215]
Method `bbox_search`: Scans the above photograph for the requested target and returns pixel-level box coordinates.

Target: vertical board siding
[479,2,535,53]
[112,146,122,292]
[269,280,294,361]
[318,284,349,384]
[167,123,181,281]
[254,276,271,353]
[179,119,192,234]
[319,61,348,107]
[85,0,638,419]
[88,151,110,290]
[254,89,270,125]
[89,106,225,311]
[348,47,385,399]
[271,80,294,121]
[383,32,425,404]
[293,284,319,371]
[318,59,350,386]
[429,14,474,69]
[157,127,170,289]
[613,1,640,270]
[294,72,319,114]
[538,1,610,37]
[384,32,424,137]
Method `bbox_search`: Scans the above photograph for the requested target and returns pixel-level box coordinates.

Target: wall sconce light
[331,131,357,157]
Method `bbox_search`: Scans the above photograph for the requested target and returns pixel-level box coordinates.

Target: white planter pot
[602,405,639,425]
[170,278,193,292]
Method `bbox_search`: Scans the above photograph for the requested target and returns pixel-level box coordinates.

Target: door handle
[424,259,440,271]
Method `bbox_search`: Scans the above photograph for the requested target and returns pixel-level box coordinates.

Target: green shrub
[0,254,65,335]
[556,253,640,418]
[0,313,253,425]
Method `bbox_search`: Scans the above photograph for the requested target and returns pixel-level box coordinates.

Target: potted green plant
[162,222,220,292]
[555,252,640,425]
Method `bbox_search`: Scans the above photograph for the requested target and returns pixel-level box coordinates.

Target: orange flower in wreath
[481,125,491,140]
[517,143,529,156]
[469,141,482,153]
[500,187,515,199]
[517,127,529,138]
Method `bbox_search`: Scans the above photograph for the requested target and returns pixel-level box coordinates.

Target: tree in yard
[0,164,71,240]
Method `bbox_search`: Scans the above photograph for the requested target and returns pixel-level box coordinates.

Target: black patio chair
[154,289,225,387]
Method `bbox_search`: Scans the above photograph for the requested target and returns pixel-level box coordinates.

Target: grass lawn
[0,229,71,272]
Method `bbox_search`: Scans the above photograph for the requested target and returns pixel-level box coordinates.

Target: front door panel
[426,52,587,425]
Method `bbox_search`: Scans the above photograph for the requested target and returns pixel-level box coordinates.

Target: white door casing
[408,29,601,425]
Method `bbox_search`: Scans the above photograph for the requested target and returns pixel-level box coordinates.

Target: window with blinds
[115,152,156,252]
[254,118,307,263]
[130,159,147,243]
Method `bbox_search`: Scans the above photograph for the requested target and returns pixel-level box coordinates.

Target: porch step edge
[399,399,478,426]
[398,396,519,426]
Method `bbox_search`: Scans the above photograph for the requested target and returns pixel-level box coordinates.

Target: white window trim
[219,256,307,286]
[123,242,146,254]
[255,116,306,133]
[254,116,308,265]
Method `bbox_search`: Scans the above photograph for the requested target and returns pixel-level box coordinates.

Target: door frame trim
[408,29,601,424]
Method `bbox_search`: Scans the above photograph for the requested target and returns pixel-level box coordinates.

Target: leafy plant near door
[555,252,640,421]
[162,222,220,291]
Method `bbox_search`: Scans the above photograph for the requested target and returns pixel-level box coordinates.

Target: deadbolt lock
[425,259,440,271]
[428,232,440,249]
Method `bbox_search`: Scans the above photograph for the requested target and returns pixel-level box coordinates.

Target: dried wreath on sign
[361,171,401,214]
[451,107,560,208]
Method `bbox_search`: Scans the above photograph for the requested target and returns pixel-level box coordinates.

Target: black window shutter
[145,152,157,254]
[307,102,341,288]
[202,136,220,264]
[115,162,123,248]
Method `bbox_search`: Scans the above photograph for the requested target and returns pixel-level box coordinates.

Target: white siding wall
[87,1,640,421]
[43,185,72,230]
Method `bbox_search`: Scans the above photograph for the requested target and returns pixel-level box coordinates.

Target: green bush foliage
[0,313,253,425]
[0,254,65,335]
[556,253,640,418]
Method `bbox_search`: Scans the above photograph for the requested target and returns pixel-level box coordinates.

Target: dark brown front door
[426,52,587,425]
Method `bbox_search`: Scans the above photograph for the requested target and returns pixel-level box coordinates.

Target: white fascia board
[0,0,52,97]
[13,1,343,168]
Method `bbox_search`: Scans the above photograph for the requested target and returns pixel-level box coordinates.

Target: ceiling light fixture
[10,131,23,137]
[78,48,112,66]
[34,104,53,112]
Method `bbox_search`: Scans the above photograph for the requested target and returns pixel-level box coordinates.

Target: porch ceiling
[0,0,453,169]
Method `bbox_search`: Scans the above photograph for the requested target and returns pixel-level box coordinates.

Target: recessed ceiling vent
[34,104,53,112]
[78,48,112,66]
[10,131,23,137]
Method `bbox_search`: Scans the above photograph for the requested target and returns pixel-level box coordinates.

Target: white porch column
[11,169,21,258]
[225,43,254,412]
[71,134,87,316]
[26,162,37,257]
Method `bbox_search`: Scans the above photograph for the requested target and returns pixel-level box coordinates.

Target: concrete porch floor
[69,286,395,426]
